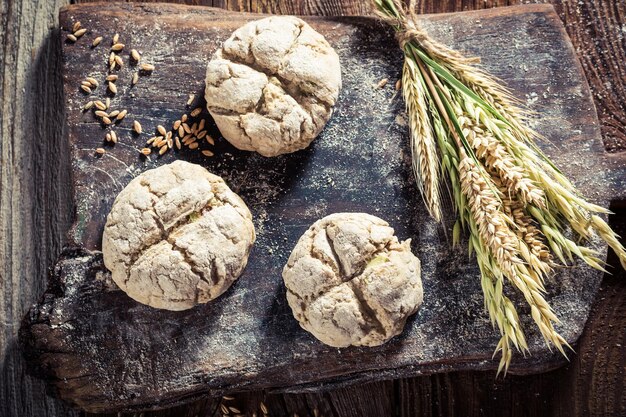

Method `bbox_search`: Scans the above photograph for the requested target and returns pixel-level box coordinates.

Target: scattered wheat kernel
[102,116,112,125]
[167,137,173,148]
[114,55,123,67]
[181,114,188,122]
[146,136,157,145]
[395,79,401,90]
[106,74,118,82]
[165,131,172,140]
[81,81,92,87]
[95,147,105,154]
[159,145,168,155]
[377,78,388,88]
[80,85,92,93]
[95,110,108,118]
[109,52,115,66]
[83,101,94,110]
[105,97,110,108]
[141,63,155,72]
[72,21,81,32]
[66,34,77,42]
[198,119,206,130]
[229,407,241,414]
[86,77,98,87]
[188,142,199,150]
[131,49,141,62]
[202,150,214,157]
[260,402,268,414]
[108,82,117,94]
[108,110,120,118]
[141,147,151,156]
[183,123,191,134]
[190,107,202,117]
[178,126,184,137]
[173,120,181,130]
[110,62,115,71]
[92,36,103,47]
[156,125,166,136]
[74,28,87,38]
[206,135,215,145]
[95,100,106,110]
[313,409,319,417]
[191,122,198,133]
[132,72,139,86]
[220,404,229,414]
[133,121,142,134]
[117,109,127,120]
[182,137,194,146]
[112,33,119,44]
[111,131,118,143]
[111,43,124,52]
[222,396,234,401]
[175,137,181,150]
[186,94,195,106]
[197,130,208,139]
[105,133,112,142]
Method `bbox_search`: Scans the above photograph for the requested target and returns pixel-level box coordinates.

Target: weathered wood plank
[17,3,616,413]
[0,0,76,416]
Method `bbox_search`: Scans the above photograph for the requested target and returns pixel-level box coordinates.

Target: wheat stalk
[373,0,626,374]
[403,57,442,221]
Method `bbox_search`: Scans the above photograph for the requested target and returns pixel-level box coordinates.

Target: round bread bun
[283,213,423,347]
[102,160,255,311]
[205,16,341,157]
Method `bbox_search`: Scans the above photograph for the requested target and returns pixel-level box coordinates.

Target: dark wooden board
[18,2,621,413]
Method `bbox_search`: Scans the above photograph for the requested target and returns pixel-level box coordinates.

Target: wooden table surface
[1,1,624,417]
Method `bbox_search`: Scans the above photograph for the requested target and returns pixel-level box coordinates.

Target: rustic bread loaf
[283,213,423,347]
[205,16,341,157]
[102,161,255,311]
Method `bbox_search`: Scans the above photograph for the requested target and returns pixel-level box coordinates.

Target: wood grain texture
[0,1,76,416]
[3,1,624,417]
[17,2,619,414]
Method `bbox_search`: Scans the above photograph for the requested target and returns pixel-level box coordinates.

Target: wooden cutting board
[19,2,626,413]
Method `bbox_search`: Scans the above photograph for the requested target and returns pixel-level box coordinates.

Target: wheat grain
[191,107,202,117]
[72,21,81,32]
[92,36,103,47]
[108,82,117,94]
[95,100,106,110]
[86,77,98,87]
[141,148,151,156]
[157,125,167,136]
[95,147,105,154]
[80,85,91,94]
[111,43,124,52]
[141,63,155,72]
[202,150,214,157]
[117,109,127,120]
[112,33,119,44]
[67,34,77,42]
[133,120,142,134]
[132,72,139,86]
[74,28,87,38]
[83,101,94,110]
[106,74,118,82]
[131,49,141,62]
